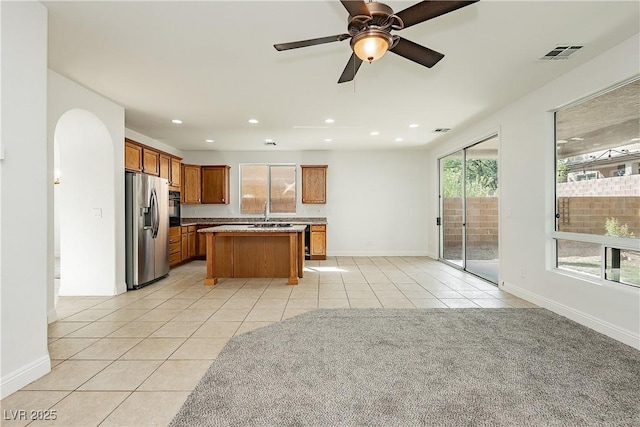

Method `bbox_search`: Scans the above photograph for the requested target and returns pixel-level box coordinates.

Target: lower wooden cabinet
[169,226,182,267]
[181,225,197,261]
[196,226,208,258]
[310,224,326,260]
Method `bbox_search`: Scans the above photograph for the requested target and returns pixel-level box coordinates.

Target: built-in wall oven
[169,191,181,226]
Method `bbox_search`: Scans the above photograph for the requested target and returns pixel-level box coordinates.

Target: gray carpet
[171,308,640,426]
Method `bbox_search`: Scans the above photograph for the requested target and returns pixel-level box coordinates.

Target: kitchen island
[198,224,306,286]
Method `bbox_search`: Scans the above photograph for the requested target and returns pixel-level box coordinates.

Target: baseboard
[502,281,640,350]
[1,355,51,399]
[426,251,438,260]
[58,285,119,297]
[47,308,57,324]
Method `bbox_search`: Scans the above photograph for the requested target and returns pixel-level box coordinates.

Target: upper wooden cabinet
[159,153,170,181]
[142,148,160,176]
[182,164,202,204]
[125,138,182,185]
[170,157,182,190]
[301,165,327,204]
[201,165,230,204]
[124,139,143,172]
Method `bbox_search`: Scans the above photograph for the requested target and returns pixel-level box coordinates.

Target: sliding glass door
[439,136,499,283]
[440,151,464,267]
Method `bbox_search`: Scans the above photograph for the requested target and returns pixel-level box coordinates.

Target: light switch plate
[92,208,102,218]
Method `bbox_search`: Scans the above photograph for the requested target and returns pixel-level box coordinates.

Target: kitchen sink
[251,223,292,228]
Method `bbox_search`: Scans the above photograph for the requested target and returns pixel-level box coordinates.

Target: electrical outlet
[366,240,372,246]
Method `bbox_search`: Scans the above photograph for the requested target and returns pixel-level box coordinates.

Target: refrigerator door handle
[152,189,160,238]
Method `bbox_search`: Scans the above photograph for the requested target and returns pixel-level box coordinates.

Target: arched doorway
[54,109,118,298]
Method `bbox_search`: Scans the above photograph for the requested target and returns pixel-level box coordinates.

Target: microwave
[168,191,181,226]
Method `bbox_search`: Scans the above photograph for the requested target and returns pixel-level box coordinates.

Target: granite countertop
[198,224,307,233]
[182,217,327,226]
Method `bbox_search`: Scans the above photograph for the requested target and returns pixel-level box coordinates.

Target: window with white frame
[240,164,296,215]
[553,78,640,287]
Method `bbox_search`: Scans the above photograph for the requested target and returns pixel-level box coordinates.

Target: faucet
[264,202,269,222]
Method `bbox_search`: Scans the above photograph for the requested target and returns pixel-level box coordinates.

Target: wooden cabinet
[181,231,189,261]
[142,148,160,176]
[201,165,230,204]
[182,164,202,204]
[310,224,326,260]
[161,154,182,191]
[170,157,182,191]
[159,153,170,181]
[124,139,143,172]
[169,226,182,267]
[301,165,327,204]
[181,225,198,261]
[196,226,208,258]
[188,228,197,259]
[124,139,182,187]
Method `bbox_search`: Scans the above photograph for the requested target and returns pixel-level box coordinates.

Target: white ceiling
[44,0,640,151]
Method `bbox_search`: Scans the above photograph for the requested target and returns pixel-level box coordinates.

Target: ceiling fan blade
[340,0,372,17]
[338,53,363,84]
[396,1,478,29]
[389,37,444,68]
[274,34,351,51]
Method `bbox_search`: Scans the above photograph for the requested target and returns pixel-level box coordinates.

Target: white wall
[48,71,126,300]
[425,34,640,349]
[181,150,430,256]
[125,128,183,158]
[0,1,50,399]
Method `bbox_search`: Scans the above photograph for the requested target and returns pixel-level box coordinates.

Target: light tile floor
[1,257,536,426]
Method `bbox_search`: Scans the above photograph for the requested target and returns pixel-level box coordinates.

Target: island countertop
[183,217,327,226]
[198,224,307,233]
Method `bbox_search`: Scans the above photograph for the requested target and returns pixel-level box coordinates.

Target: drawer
[169,241,181,255]
[169,252,182,266]
[310,224,326,232]
[169,234,181,244]
[188,225,197,232]
[169,226,181,238]
[181,226,189,233]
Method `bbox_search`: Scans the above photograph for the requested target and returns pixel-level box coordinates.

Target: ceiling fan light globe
[351,30,392,63]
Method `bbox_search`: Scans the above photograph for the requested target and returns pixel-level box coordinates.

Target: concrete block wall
[443,197,499,248]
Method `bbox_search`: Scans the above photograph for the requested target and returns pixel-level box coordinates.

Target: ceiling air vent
[433,128,451,133]
[540,45,583,61]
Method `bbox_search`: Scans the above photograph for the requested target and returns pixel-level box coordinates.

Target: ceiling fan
[274,0,478,83]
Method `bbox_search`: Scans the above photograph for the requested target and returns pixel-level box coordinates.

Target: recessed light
[409,124,419,128]
[630,137,640,142]
[205,139,214,143]
[556,140,568,144]
[325,118,335,124]
[248,119,259,124]
[395,138,403,142]
[570,137,584,141]
[265,138,273,143]
[171,119,182,124]
[370,131,380,136]
[324,138,332,142]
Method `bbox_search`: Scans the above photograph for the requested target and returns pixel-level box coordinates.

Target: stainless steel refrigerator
[125,172,170,289]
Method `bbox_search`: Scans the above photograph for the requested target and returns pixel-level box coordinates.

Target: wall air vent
[433,128,451,133]
[540,45,583,60]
